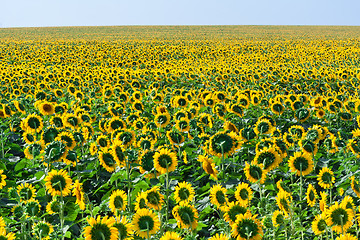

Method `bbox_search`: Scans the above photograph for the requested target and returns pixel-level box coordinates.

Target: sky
[0,0,359,28]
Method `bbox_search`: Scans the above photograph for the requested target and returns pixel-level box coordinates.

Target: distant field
[1,25,360,40]
[0,25,360,240]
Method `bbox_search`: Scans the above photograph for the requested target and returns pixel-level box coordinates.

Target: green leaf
[35,171,45,180]
[14,158,27,172]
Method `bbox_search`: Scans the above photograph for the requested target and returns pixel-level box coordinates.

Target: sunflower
[316,109,326,119]
[244,162,267,184]
[32,221,54,240]
[254,118,275,135]
[83,216,118,240]
[174,181,195,204]
[0,216,5,228]
[44,169,72,197]
[73,180,85,210]
[146,186,164,210]
[135,192,148,212]
[166,130,185,145]
[209,131,236,158]
[97,135,109,148]
[210,184,228,210]
[0,170,6,189]
[38,101,55,115]
[55,131,76,150]
[235,182,253,206]
[153,148,178,175]
[17,183,36,203]
[99,147,117,173]
[270,101,284,115]
[114,130,135,149]
[23,114,43,133]
[198,113,213,128]
[319,191,329,212]
[341,196,355,210]
[223,201,249,225]
[113,216,134,240]
[317,167,335,189]
[198,155,218,180]
[231,212,263,240]
[109,189,127,215]
[0,228,15,240]
[325,201,354,234]
[228,103,245,117]
[160,231,183,240]
[50,115,64,129]
[172,202,198,230]
[254,147,281,172]
[46,198,61,215]
[132,208,160,238]
[288,151,314,176]
[271,210,286,228]
[138,150,156,178]
[276,190,292,216]
[224,121,239,134]
[294,108,311,123]
[350,176,360,198]
[43,140,68,165]
[175,117,190,132]
[25,199,41,217]
[335,233,358,240]
[63,113,80,129]
[107,117,126,132]
[306,184,318,207]
[312,213,327,235]
[154,112,171,128]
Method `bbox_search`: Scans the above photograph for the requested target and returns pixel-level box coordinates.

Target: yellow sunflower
[198,155,218,180]
[306,184,318,207]
[335,233,358,240]
[0,228,15,240]
[223,201,249,225]
[112,216,134,240]
[350,176,360,197]
[272,210,286,228]
[160,231,184,240]
[244,162,267,184]
[288,151,314,176]
[253,147,281,172]
[153,148,178,175]
[172,202,198,230]
[38,101,55,116]
[235,182,253,206]
[276,190,292,216]
[99,147,117,173]
[44,169,73,197]
[17,183,36,203]
[146,186,164,211]
[32,221,54,240]
[0,170,6,189]
[325,201,354,234]
[312,213,327,235]
[109,189,127,215]
[73,180,85,210]
[23,114,43,133]
[208,233,229,240]
[174,181,195,204]
[317,167,335,189]
[231,212,263,240]
[135,191,148,212]
[210,184,228,210]
[132,208,160,238]
[83,216,118,240]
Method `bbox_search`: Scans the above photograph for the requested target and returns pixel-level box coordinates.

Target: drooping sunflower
[132,208,160,238]
[44,169,73,197]
[113,216,134,240]
[46,198,61,215]
[0,170,7,189]
[350,176,360,198]
[146,186,164,211]
[138,150,156,178]
[198,155,218,180]
[43,140,68,166]
[32,221,54,240]
[235,182,253,206]
[319,191,329,212]
[55,131,76,150]
[288,151,314,176]
[114,130,135,149]
[317,167,335,189]
[160,231,183,240]
[172,202,198,230]
[73,180,85,210]
[231,212,263,240]
[174,181,195,204]
[299,138,318,156]
[166,130,185,145]
[276,190,293,216]
[325,201,354,234]
[23,114,43,133]
[25,199,41,217]
[209,131,236,158]
[109,189,128,215]
[244,162,267,184]
[99,147,117,173]
[153,148,178,175]
[63,113,80,129]
[17,183,36,203]
[83,216,118,240]
[272,210,286,228]
[135,192,148,212]
[306,184,318,207]
[210,184,228,210]
[254,147,281,172]
[223,201,249,225]
[312,213,327,235]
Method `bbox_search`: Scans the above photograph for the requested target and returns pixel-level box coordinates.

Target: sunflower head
[231,212,264,240]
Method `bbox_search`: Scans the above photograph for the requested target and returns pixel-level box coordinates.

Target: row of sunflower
[1,30,360,240]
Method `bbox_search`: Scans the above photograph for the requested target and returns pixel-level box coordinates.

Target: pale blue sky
[0,0,359,28]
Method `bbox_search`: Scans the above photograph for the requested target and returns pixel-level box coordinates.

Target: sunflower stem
[126,156,131,212]
[59,186,65,240]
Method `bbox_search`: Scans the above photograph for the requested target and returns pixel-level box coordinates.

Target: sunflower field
[1,26,360,240]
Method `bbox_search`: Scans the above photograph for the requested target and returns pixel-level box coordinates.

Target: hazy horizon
[1,0,359,28]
